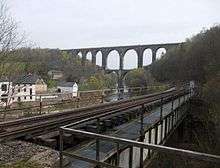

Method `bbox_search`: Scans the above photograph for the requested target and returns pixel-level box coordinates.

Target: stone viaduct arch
[62,42,183,90]
[63,42,182,69]
[143,49,153,66]
[107,50,120,70]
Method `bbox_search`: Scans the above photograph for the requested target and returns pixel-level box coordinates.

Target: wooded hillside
[150,25,220,129]
[150,25,220,84]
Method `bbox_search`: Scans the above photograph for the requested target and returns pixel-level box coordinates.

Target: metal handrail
[60,127,220,163]
[59,86,220,167]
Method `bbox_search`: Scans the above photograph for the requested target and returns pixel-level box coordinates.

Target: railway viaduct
[63,42,183,89]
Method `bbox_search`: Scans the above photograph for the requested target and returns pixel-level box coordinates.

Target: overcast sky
[9,0,220,68]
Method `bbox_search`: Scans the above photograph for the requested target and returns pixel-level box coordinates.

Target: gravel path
[0,140,59,167]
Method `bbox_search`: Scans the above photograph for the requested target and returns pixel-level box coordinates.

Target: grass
[0,160,42,168]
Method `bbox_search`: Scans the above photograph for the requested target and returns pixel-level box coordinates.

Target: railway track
[0,89,187,142]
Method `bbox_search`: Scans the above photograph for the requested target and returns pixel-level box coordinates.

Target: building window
[1,94,8,102]
[18,88,20,92]
[1,84,7,91]
[24,88,26,92]
[18,97,21,102]
[30,88,33,100]
[24,96,26,100]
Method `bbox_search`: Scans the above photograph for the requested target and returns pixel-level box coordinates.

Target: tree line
[150,25,220,123]
[150,25,220,85]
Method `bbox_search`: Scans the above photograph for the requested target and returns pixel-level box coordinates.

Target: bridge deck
[65,96,186,168]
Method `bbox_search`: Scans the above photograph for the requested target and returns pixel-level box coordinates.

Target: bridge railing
[58,87,220,168]
[60,127,220,168]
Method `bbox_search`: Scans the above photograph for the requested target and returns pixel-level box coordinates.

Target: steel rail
[0,89,178,128]
[0,93,172,140]
[0,89,186,141]
[62,91,185,129]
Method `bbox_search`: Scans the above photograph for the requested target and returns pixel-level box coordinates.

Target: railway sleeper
[103,119,113,128]
[35,131,60,140]
[63,133,76,145]
[41,138,57,148]
[33,132,76,149]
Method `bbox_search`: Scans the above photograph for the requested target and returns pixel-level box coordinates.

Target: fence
[0,92,101,121]
[0,85,169,121]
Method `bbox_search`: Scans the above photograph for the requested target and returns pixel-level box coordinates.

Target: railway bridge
[63,43,181,69]
[0,85,219,167]
[59,86,220,168]
[63,43,182,89]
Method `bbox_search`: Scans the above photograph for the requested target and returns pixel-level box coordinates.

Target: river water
[104,88,149,102]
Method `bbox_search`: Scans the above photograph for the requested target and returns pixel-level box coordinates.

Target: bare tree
[0,0,27,120]
[0,0,26,77]
[0,0,25,53]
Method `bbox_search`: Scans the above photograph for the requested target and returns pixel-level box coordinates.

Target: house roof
[48,70,63,74]
[0,77,9,82]
[14,74,42,84]
[58,81,76,87]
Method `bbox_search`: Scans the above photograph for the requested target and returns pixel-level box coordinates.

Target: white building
[57,82,78,97]
[48,70,63,80]
[0,78,13,106]
[0,74,47,106]
[13,74,47,102]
